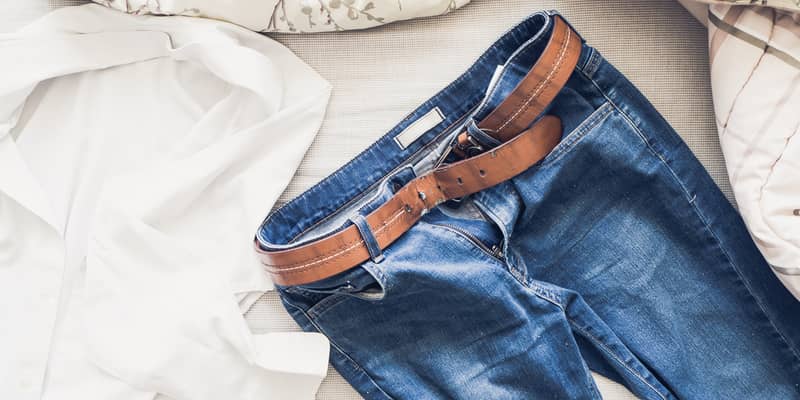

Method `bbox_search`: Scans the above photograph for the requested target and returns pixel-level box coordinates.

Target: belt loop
[349,214,385,263]
[466,119,502,149]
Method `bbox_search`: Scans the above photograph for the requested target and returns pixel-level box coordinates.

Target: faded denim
[257,11,800,400]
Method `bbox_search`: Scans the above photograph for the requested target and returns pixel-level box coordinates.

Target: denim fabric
[257,11,800,399]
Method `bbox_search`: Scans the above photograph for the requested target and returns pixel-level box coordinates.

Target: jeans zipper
[432,223,504,260]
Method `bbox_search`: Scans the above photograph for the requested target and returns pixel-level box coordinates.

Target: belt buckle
[458,119,502,158]
[455,133,486,157]
[436,120,500,168]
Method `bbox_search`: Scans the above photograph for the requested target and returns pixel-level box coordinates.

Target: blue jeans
[258,11,800,399]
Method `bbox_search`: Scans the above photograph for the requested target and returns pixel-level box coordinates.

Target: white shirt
[0,4,331,400]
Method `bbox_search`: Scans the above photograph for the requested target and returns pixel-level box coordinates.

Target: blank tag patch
[394,107,444,150]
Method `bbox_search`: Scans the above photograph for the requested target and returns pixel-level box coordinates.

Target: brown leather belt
[256,15,582,286]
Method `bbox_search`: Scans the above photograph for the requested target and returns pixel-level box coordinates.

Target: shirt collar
[0,8,173,232]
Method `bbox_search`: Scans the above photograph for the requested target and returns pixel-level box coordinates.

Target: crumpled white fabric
[93,0,470,33]
[680,1,800,299]
[0,4,331,400]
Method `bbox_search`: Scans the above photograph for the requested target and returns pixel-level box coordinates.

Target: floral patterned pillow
[690,0,800,12]
[93,0,471,33]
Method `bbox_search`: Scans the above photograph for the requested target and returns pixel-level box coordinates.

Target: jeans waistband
[258,11,593,249]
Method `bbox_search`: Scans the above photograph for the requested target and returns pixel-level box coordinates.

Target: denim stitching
[424,223,505,265]
[363,262,392,293]
[581,48,602,79]
[497,25,572,133]
[262,14,552,244]
[538,102,614,168]
[527,283,563,306]
[263,15,541,237]
[567,320,670,400]
[281,299,395,400]
[521,284,669,400]
[306,293,351,319]
[475,16,551,119]
[278,95,486,244]
[472,194,525,280]
[576,69,694,202]
[270,108,473,244]
[265,207,406,272]
[687,200,800,370]
[579,68,800,371]
[516,280,668,399]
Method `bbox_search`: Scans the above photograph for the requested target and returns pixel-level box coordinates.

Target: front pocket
[281,263,388,319]
[540,101,614,167]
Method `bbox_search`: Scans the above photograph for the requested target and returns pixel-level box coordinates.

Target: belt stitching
[267,20,572,274]
[269,16,553,245]
[496,24,571,133]
[264,206,408,273]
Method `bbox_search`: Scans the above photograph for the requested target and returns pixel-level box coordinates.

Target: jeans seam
[518,282,667,399]
[424,222,503,262]
[281,299,395,400]
[538,101,614,168]
[473,194,527,281]
[582,48,602,79]
[689,199,800,369]
[579,69,800,371]
[576,69,693,201]
[271,107,477,244]
[566,319,669,400]
[496,21,573,133]
[423,222,506,266]
[266,14,543,243]
[304,293,351,320]
[264,14,556,245]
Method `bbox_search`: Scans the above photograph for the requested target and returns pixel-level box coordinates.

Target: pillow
[92,0,470,33]
[702,3,800,299]
[690,0,800,13]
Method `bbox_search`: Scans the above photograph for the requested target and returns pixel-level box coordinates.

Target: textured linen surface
[45,0,717,399]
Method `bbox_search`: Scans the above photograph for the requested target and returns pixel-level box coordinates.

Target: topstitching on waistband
[257,11,589,248]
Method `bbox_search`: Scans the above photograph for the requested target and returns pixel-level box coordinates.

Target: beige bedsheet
[17,1,723,398]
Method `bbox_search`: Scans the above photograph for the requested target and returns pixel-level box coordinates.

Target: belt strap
[257,15,582,286]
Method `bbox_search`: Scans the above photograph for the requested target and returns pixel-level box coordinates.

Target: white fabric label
[394,107,444,149]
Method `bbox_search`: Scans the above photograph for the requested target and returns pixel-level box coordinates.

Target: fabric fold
[0,4,332,399]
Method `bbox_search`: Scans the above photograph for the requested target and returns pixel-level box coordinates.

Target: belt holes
[404,204,413,213]
[479,169,486,177]
[456,177,463,185]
